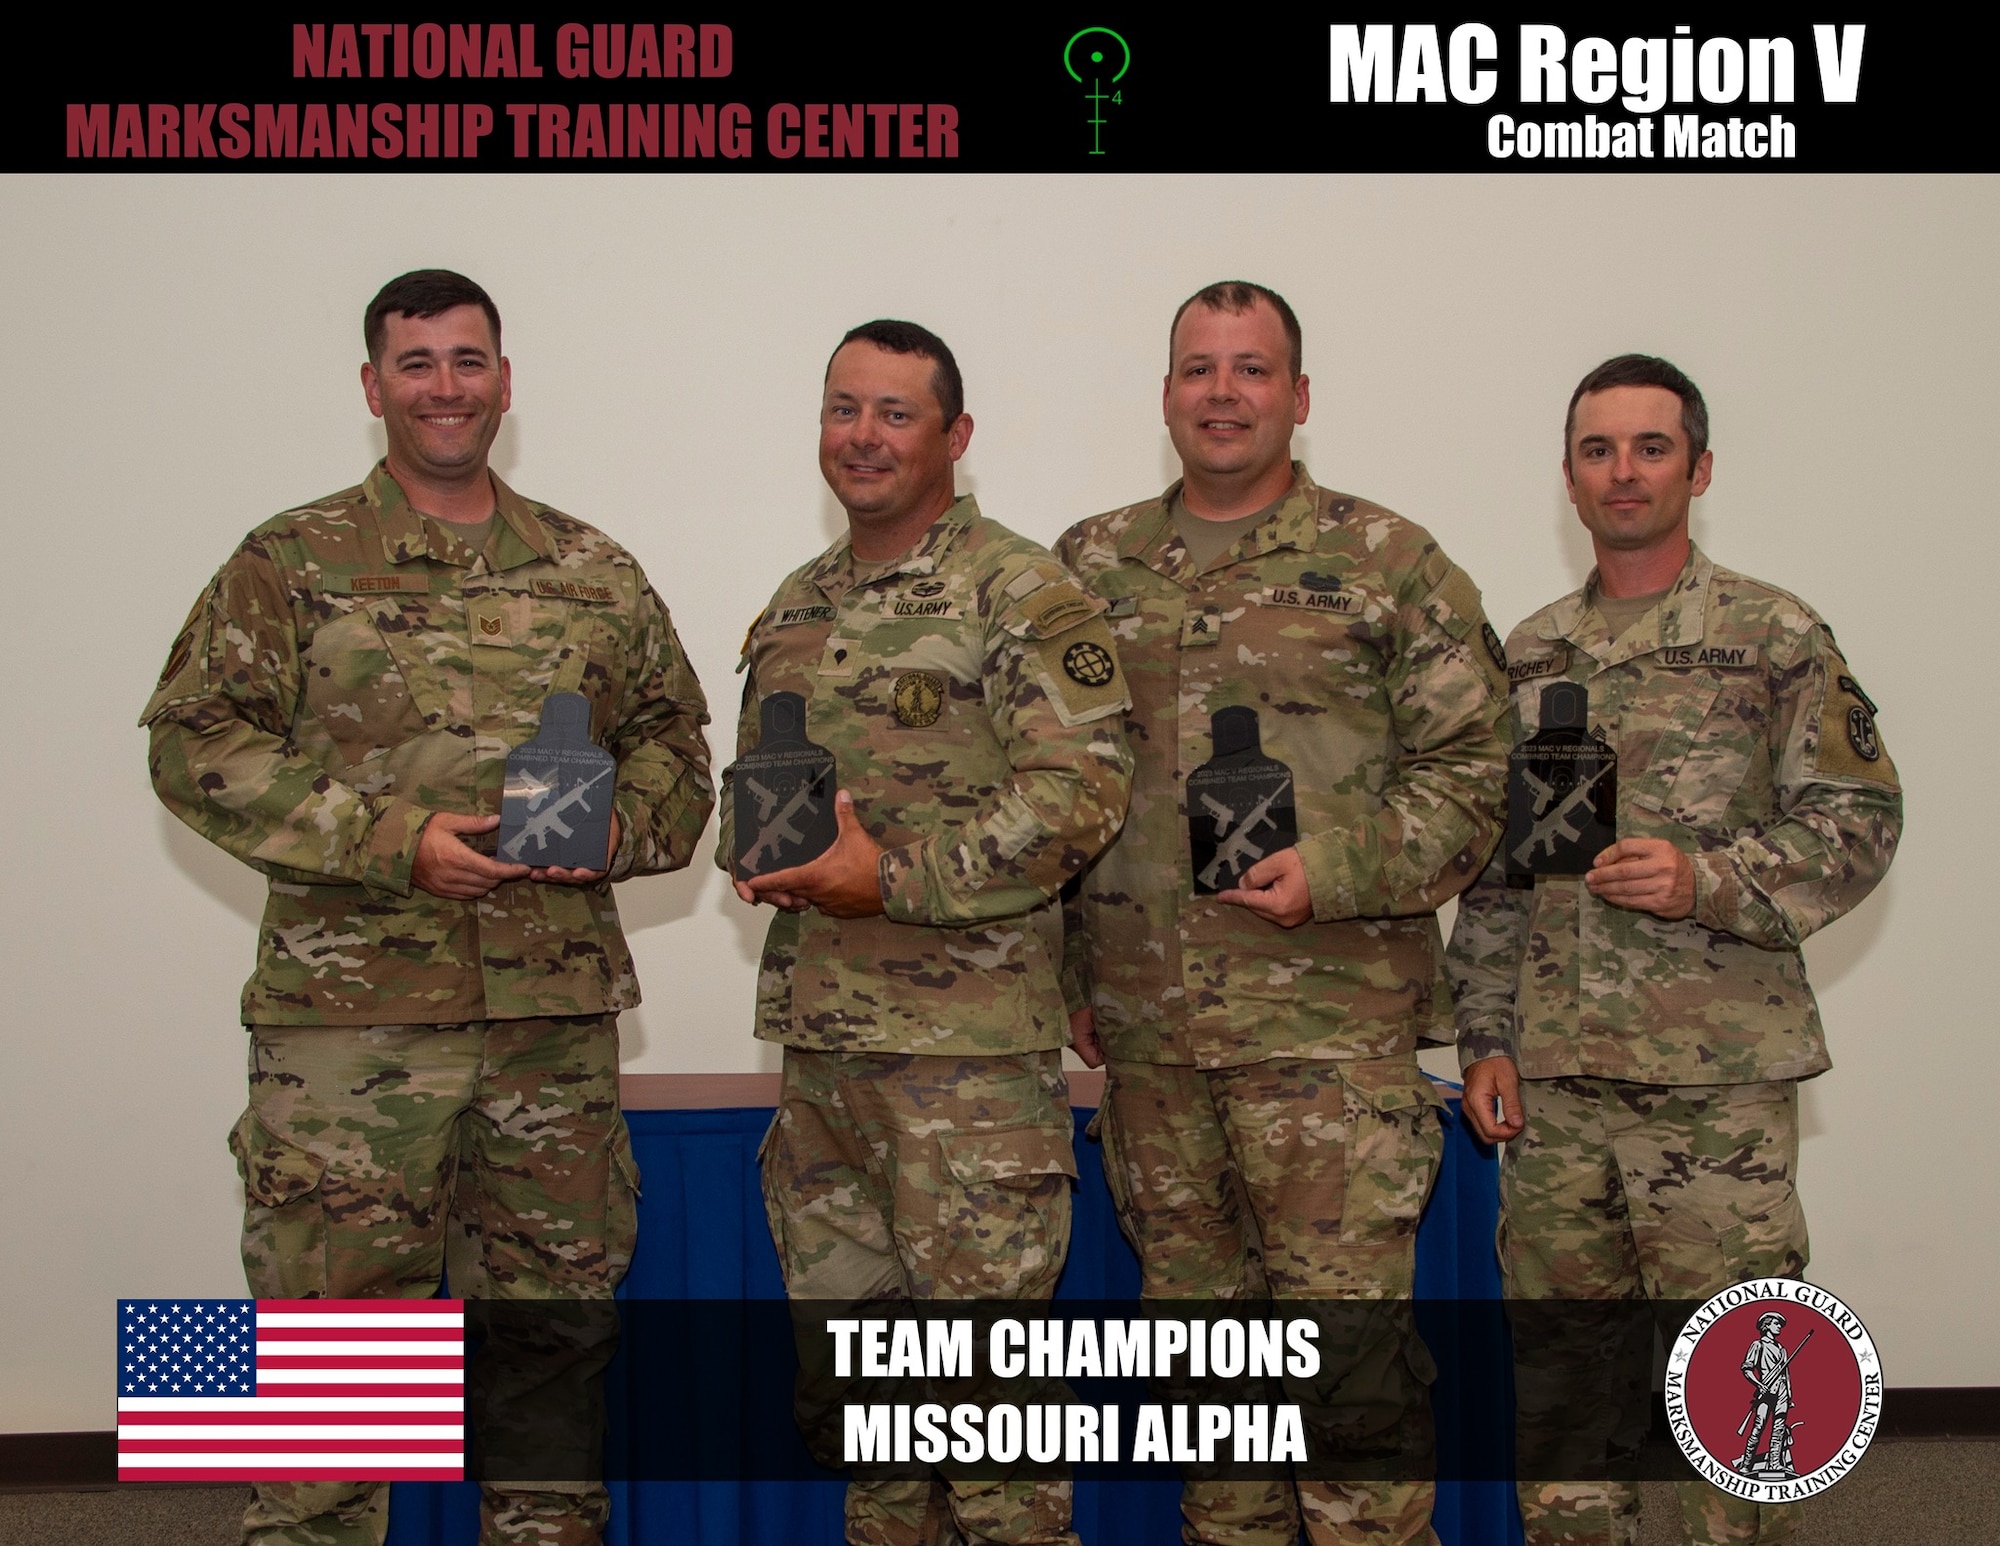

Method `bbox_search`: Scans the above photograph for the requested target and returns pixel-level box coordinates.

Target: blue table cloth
[387,1097,1522,1546]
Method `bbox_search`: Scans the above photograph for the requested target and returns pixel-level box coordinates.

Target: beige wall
[0,173,1989,1431]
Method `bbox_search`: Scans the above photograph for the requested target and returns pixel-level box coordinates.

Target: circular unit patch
[1846,706,1880,761]
[1062,640,1116,688]
[1665,1277,1881,1504]
[892,671,945,727]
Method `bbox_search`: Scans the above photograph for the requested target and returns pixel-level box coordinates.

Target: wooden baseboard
[10,1388,1992,1491]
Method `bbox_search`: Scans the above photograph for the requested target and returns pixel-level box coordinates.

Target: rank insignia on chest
[1186,706,1298,895]
[1182,606,1222,648]
[733,691,838,879]
[496,693,617,871]
[892,670,945,727]
[1505,681,1617,885]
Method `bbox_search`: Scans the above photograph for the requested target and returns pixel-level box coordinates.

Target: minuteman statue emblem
[1665,1278,1882,1503]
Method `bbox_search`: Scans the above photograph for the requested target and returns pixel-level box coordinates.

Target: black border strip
[7,1390,1995,1492]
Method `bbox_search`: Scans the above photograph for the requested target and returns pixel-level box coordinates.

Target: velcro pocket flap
[938,1126,1079,1188]
[1339,1058,1446,1114]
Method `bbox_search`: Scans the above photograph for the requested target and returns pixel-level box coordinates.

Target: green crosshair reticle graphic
[1062,27,1131,156]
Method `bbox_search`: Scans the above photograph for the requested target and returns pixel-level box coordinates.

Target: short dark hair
[1564,354,1709,474]
[364,269,502,362]
[1169,281,1303,380]
[827,319,965,425]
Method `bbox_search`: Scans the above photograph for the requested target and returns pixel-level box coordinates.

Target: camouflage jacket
[1055,465,1510,1068]
[1446,546,1901,1083]
[718,496,1133,1056]
[143,463,714,1026]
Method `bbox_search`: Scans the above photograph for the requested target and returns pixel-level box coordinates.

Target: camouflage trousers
[230,1019,639,1546]
[759,1047,1079,1546]
[1504,1076,1809,1546]
[1095,1056,1444,1546]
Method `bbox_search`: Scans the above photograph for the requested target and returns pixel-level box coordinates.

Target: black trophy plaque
[1506,681,1617,883]
[733,691,838,880]
[1187,705,1298,894]
[497,692,618,870]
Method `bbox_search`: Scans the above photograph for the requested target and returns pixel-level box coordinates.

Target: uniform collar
[807,493,980,598]
[366,461,555,570]
[1118,461,1324,586]
[1540,543,1712,666]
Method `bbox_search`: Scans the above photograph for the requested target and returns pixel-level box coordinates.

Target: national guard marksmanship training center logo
[1665,1278,1881,1502]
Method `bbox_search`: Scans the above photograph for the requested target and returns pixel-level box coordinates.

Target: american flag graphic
[115,1299,464,1481]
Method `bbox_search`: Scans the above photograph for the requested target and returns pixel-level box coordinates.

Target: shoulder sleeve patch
[1028,619,1130,728]
[1812,660,1897,787]
[1420,560,1508,697]
[139,581,220,725]
[1421,562,1479,639]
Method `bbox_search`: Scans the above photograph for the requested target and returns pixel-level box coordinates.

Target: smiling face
[1564,384,1713,556]
[1163,298,1309,509]
[818,340,971,543]
[360,304,510,491]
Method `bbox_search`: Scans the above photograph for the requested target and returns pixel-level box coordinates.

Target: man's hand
[1586,837,1695,919]
[1461,1055,1525,1146]
[743,791,887,918]
[1069,1007,1104,1069]
[529,812,621,887]
[1216,845,1313,928]
[412,813,531,900]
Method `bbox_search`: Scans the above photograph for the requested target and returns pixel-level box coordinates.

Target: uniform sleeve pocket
[1338,1061,1444,1246]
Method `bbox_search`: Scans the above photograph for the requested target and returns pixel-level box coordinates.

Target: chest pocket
[476,584,623,740]
[845,606,985,736]
[1623,670,1768,821]
[301,604,438,766]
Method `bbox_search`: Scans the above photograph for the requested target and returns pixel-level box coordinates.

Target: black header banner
[15,15,1995,173]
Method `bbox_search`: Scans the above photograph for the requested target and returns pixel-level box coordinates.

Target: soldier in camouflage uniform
[1058,282,1511,1545]
[1447,355,1901,1546]
[142,270,714,1546]
[721,320,1133,1546]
